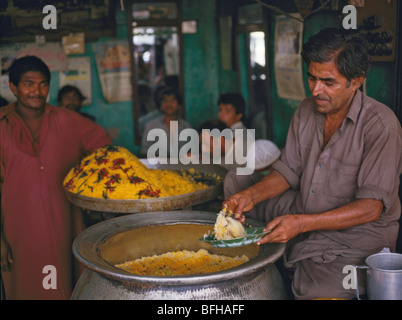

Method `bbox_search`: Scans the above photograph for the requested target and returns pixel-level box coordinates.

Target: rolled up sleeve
[271,159,300,190]
[355,124,402,212]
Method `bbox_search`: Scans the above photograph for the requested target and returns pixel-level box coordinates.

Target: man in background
[140,86,192,158]
[57,84,95,121]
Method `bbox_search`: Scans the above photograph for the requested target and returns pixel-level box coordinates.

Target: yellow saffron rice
[63,145,216,199]
[115,249,249,276]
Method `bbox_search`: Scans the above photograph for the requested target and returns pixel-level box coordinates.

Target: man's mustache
[314,95,329,101]
[28,95,45,99]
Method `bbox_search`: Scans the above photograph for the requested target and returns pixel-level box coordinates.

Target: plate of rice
[64,145,226,213]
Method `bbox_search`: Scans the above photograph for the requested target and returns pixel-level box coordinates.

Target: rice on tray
[115,249,249,276]
[63,145,216,199]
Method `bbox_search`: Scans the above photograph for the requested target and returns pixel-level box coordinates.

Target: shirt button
[40,166,44,170]
[311,189,316,194]
[318,163,322,168]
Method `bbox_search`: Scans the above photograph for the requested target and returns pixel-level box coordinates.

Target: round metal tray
[65,160,227,214]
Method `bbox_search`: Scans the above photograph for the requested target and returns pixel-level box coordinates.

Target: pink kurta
[0,103,111,299]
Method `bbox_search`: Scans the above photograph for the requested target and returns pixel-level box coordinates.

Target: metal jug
[354,252,402,300]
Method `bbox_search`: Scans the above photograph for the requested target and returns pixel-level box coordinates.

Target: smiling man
[223,28,402,299]
[0,56,111,299]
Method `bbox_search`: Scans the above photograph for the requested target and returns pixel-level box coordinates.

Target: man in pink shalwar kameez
[0,56,111,299]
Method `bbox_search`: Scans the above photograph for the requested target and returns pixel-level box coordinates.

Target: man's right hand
[223,188,255,224]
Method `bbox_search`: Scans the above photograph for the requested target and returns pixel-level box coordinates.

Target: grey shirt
[271,90,402,252]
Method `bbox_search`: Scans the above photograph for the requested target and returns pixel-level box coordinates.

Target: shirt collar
[0,103,15,120]
[158,116,184,125]
[231,121,244,130]
[345,90,363,124]
[312,90,363,125]
[0,102,54,121]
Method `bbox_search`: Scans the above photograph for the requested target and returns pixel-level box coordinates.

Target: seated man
[197,119,234,171]
[57,85,95,121]
[223,28,402,299]
[140,86,192,158]
[197,119,256,174]
[217,92,247,131]
[245,139,281,173]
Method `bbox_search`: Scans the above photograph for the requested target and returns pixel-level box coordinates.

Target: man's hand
[1,237,13,272]
[223,170,291,224]
[223,189,255,224]
[257,214,304,245]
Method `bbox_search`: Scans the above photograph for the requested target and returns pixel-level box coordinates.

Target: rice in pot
[115,249,249,276]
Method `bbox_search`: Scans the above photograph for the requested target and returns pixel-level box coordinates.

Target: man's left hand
[257,214,304,245]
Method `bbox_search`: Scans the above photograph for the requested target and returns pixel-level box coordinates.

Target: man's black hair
[57,85,85,104]
[154,86,182,109]
[217,92,246,116]
[8,56,51,86]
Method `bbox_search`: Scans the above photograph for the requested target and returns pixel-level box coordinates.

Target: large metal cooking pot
[66,161,227,214]
[71,211,286,300]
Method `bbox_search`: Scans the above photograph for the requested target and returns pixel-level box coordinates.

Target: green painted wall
[365,62,396,107]
[63,3,398,152]
[6,1,395,155]
[46,4,136,154]
[181,0,221,129]
[52,0,224,156]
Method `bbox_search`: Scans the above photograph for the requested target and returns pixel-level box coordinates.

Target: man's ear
[351,76,365,91]
[236,113,243,122]
[9,82,18,96]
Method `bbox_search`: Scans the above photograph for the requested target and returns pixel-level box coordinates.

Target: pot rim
[365,253,402,273]
[73,211,285,286]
